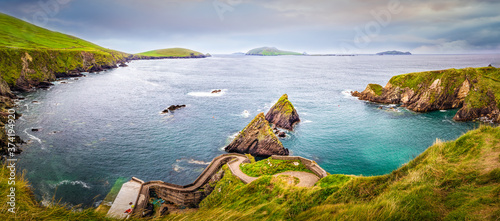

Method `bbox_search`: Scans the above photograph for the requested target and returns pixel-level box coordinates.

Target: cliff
[225,113,289,157]
[265,94,300,130]
[352,67,500,123]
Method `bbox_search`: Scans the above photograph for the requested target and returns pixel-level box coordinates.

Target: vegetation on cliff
[137,48,205,58]
[353,67,500,123]
[246,47,302,56]
[225,113,288,157]
[265,94,300,130]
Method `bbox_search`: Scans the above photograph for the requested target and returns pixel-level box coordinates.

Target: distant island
[376,50,412,55]
[232,52,246,55]
[246,47,302,56]
[137,48,207,58]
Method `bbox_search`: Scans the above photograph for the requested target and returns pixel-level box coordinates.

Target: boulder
[225,113,289,157]
[211,89,222,94]
[265,94,300,131]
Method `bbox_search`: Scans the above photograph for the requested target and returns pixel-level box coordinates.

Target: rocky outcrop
[225,113,288,157]
[265,94,300,131]
[352,67,500,123]
[162,105,186,113]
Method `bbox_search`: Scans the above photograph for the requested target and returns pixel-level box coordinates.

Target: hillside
[352,67,500,123]
[137,48,206,58]
[0,12,129,155]
[246,47,302,56]
[2,125,499,220]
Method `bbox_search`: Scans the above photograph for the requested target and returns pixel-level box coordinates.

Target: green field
[137,48,205,57]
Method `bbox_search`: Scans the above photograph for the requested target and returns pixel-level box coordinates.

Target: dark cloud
[0,0,498,54]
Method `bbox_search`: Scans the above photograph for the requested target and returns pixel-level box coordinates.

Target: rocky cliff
[352,67,500,122]
[265,94,300,130]
[225,113,288,157]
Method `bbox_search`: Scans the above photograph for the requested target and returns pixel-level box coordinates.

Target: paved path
[228,156,320,187]
[107,180,142,219]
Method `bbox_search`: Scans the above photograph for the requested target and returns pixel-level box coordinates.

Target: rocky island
[376,50,412,55]
[225,113,289,157]
[352,66,500,122]
[137,48,207,59]
[265,94,300,131]
[246,47,302,56]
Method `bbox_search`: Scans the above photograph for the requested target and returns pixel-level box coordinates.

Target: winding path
[107,153,326,218]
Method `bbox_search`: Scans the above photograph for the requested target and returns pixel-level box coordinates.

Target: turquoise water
[15,54,498,207]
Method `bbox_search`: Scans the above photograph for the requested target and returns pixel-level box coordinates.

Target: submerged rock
[265,94,300,131]
[211,89,222,94]
[225,113,289,157]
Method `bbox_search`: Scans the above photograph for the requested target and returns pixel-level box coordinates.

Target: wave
[188,89,227,97]
[440,110,447,112]
[49,180,91,189]
[303,120,313,123]
[241,110,250,118]
[176,158,211,165]
[341,89,356,99]
[23,128,42,145]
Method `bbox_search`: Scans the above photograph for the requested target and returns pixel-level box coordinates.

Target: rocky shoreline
[352,66,500,123]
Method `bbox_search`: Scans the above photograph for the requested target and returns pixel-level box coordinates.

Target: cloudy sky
[1,0,500,54]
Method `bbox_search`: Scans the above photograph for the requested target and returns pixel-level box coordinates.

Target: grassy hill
[137,48,205,58]
[0,12,128,90]
[2,125,499,220]
[246,47,302,56]
[0,12,129,155]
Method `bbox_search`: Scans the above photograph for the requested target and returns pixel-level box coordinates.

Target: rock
[211,89,222,94]
[352,67,500,123]
[162,105,186,113]
[225,113,289,157]
[37,81,54,89]
[489,64,492,67]
[31,128,40,132]
[119,62,128,67]
[278,131,286,138]
[265,94,300,131]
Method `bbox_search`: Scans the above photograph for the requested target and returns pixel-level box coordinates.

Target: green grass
[137,48,204,57]
[239,157,313,177]
[0,13,128,90]
[368,84,383,96]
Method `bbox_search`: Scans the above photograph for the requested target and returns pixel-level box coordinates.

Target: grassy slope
[246,47,302,56]
[388,67,500,109]
[1,125,499,220]
[166,125,500,220]
[137,48,204,57]
[0,12,128,87]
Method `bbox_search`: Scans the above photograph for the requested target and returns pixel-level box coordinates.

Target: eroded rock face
[225,113,289,157]
[351,67,500,123]
[265,94,300,131]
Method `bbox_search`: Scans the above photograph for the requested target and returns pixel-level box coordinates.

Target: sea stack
[265,94,300,131]
[225,113,289,157]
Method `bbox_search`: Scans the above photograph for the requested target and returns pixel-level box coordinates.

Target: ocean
[14,54,499,207]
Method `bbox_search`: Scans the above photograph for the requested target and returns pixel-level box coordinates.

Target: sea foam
[188,89,227,97]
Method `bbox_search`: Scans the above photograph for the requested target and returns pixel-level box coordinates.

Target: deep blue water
[14,54,499,207]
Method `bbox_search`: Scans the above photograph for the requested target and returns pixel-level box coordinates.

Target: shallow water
[15,54,499,206]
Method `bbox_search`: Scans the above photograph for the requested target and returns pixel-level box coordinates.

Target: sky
[1,0,500,54]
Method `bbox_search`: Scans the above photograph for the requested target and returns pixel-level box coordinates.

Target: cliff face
[265,94,300,131]
[225,113,289,157]
[352,67,500,122]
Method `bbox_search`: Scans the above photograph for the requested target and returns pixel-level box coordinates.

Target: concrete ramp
[106,179,143,219]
